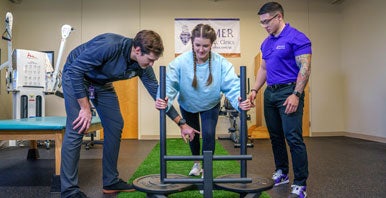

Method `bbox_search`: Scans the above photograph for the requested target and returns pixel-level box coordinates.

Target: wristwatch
[293,91,302,98]
[178,118,186,126]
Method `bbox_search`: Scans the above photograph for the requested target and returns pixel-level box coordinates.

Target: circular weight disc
[215,174,274,193]
[133,174,193,194]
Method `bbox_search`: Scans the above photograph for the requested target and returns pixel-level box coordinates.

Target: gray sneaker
[189,162,201,176]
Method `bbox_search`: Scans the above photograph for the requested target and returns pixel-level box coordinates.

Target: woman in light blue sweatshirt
[156,24,251,177]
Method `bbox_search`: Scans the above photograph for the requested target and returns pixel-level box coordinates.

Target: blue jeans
[180,103,220,157]
[61,72,124,197]
[264,84,308,186]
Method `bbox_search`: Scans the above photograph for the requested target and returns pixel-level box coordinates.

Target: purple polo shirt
[261,23,312,85]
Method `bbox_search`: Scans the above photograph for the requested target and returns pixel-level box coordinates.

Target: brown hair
[133,30,164,57]
[191,24,217,88]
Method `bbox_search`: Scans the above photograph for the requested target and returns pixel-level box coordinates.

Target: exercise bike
[218,97,254,148]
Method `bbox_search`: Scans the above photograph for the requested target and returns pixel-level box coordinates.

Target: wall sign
[175,18,240,57]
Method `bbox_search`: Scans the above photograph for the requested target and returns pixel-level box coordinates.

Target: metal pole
[240,66,247,177]
[203,151,213,198]
[163,177,252,184]
[159,66,167,182]
[164,155,252,161]
[52,25,73,90]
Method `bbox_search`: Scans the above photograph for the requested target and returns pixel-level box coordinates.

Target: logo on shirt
[276,45,286,50]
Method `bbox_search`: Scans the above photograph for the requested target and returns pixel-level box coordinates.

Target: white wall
[340,0,386,139]
[0,0,384,140]
[308,0,345,133]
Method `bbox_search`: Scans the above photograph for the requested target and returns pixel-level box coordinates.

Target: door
[248,53,310,138]
[99,78,139,139]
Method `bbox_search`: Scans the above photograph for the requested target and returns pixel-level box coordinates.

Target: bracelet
[251,89,258,93]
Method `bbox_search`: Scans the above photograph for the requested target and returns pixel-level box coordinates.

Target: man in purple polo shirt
[249,2,312,198]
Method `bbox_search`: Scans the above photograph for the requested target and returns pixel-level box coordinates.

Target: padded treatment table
[0,116,102,191]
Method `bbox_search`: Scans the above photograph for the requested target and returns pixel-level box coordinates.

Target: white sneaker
[188,163,201,176]
[199,174,204,194]
[199,170,212,194]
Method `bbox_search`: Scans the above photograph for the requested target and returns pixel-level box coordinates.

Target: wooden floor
[0,136,385,198]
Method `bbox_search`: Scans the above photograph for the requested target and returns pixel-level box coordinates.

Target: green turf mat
[118,138,270,198]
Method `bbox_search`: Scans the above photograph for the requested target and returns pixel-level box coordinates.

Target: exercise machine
[0,12,73,150]
[218,81,254,148]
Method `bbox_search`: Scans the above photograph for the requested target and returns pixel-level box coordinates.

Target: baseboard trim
[141,132,386,143]
[312,131,386,143]
[344,132,386,143]
[311,131,347,137]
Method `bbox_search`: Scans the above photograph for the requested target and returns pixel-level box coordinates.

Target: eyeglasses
[260,14,278,26]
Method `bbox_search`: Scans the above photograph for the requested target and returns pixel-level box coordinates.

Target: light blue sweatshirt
[164,51,240,113]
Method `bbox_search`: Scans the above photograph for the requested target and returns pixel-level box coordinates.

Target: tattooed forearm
[295,54,312,93]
